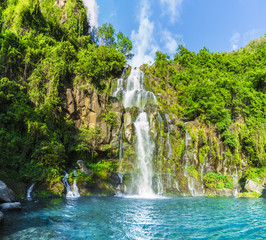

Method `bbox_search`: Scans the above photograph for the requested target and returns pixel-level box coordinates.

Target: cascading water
[184,130,201,196]
[233,168,239,197]
[134,112,155,197]
[27,183,35,200]
[114,68,157,197]
[62,173,80,198]
[114,68,157,109]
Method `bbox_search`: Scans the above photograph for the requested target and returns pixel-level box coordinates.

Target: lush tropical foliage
[0,0,131,189]
[144,37,266,171]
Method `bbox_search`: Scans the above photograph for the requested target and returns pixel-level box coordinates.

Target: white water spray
[233,168,239,198]
[115,68,157,109]
[62,173,80,198]
[134,112,155,197]
[184,130,202,196]
[114,68,158,198]
[27,183,35,200]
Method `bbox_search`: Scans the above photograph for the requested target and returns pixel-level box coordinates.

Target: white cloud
[230,32,240,51]
[83,0,99,28]
[243,29,264,46]
[160,0,183,23]
[230,29,264,51]
[161,29,182,55]
[130,0,159,67]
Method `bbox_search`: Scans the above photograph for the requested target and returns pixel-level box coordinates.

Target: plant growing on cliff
[204,172,233,190]
[75,126,102,158]
[104,110,118,127]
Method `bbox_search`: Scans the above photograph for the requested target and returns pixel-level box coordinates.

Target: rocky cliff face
[57,68,264,197]
[61,87,124,151]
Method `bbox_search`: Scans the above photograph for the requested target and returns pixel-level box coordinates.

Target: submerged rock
[77,160,93,176]
[0,181,15,203]
[244,179,264,194]
[2,227,66,240]
[0,202,21,211]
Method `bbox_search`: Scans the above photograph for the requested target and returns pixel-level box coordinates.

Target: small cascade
[156,174,164,195]
[156,112,164,173]
[157,113,164,151]
[165,115,173,160]
[113,77,124,98]
[27,183,35,200]
[70,180,80,198]
[187,178,197,196]
[118,123,124,162]
[185,130,191,150]
[167,173,172,189]
[166,133,173,160]
[200,159,207,195]
[113,67,127,98]
[184,130,199,196]
[115,172,124,196]
[62,173,80,198]
[233,168,239,197]
[174,180,180,192]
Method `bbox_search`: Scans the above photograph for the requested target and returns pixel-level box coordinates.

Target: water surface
[1,196,265,239]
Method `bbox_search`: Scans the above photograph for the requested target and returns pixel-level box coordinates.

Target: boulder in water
[244,179,264,194]
[77,160,93,176]
[0,211,4,224]
[0,202,21,211]
[0,181,16,203]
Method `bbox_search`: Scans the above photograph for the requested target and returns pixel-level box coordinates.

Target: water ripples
[1,197,265,239]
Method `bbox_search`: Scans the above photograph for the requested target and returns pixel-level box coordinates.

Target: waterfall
[115,172,124,196]
[114,68,157,197]
[27,183,35,200]
[156,174,164,195]
[121,68,157,109]
[174,180,180,192]
[184,130,200,196]
[165,115,173,160]
[233,168,239,197]
[118,123,124,162]
[62,173,80,198]
[200,158,207,195]
[134,112,155,197]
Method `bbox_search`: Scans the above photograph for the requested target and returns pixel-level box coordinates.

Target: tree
[116,32,133,59]
[97,23,115,47]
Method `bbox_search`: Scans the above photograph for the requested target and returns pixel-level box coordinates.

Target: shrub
[204,172,233,190]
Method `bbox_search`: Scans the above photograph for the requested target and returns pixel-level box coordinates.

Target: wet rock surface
[77,160,93,176]
[0,181,15,203]
[0,202,22,211]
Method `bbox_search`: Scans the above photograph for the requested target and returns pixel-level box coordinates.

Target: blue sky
[85,0,266,66]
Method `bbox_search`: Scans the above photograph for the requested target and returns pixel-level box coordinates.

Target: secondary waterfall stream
[114,68,157,197]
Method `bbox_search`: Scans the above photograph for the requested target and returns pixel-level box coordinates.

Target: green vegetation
[144,38,266,169]
[0,0,131,191]
[0,0,265,197]
[243,167,266,184]
[237,192,261,198]
[204,172,233,190]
